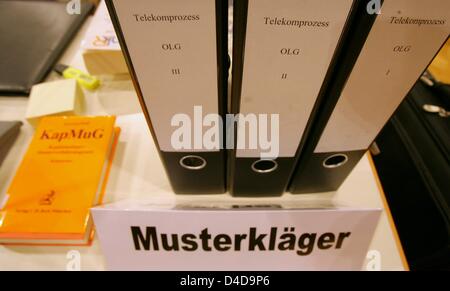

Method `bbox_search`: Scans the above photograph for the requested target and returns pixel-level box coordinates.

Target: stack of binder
[107,0,450,196]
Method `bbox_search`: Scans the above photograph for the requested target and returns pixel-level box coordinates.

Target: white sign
[92,201,381,271]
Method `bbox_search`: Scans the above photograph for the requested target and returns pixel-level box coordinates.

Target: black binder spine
[229,0,358,197]
[106,0,228,194]
[290,0,450,194]
[289,0,378,194]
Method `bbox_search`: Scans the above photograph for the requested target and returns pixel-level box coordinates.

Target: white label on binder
[92,200,381,271]
[236,0,354,158]
[315,0,450,153]
[112,0,218,152]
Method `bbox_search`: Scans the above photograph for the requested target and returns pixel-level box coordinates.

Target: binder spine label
[315,0,450,153]
[236,0,353,159]
[112,0,219,152]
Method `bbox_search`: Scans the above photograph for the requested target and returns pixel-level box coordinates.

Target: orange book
[0,116,120,245]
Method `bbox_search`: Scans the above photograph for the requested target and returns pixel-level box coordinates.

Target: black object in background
[373,81,450,270]
[0,121,22,167]
[421,71,450,109]
[0,1,93,96]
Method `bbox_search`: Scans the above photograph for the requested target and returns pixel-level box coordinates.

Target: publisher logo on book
[93,36,120,48]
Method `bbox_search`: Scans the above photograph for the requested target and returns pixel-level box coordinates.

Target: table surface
[0,16,408,271]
